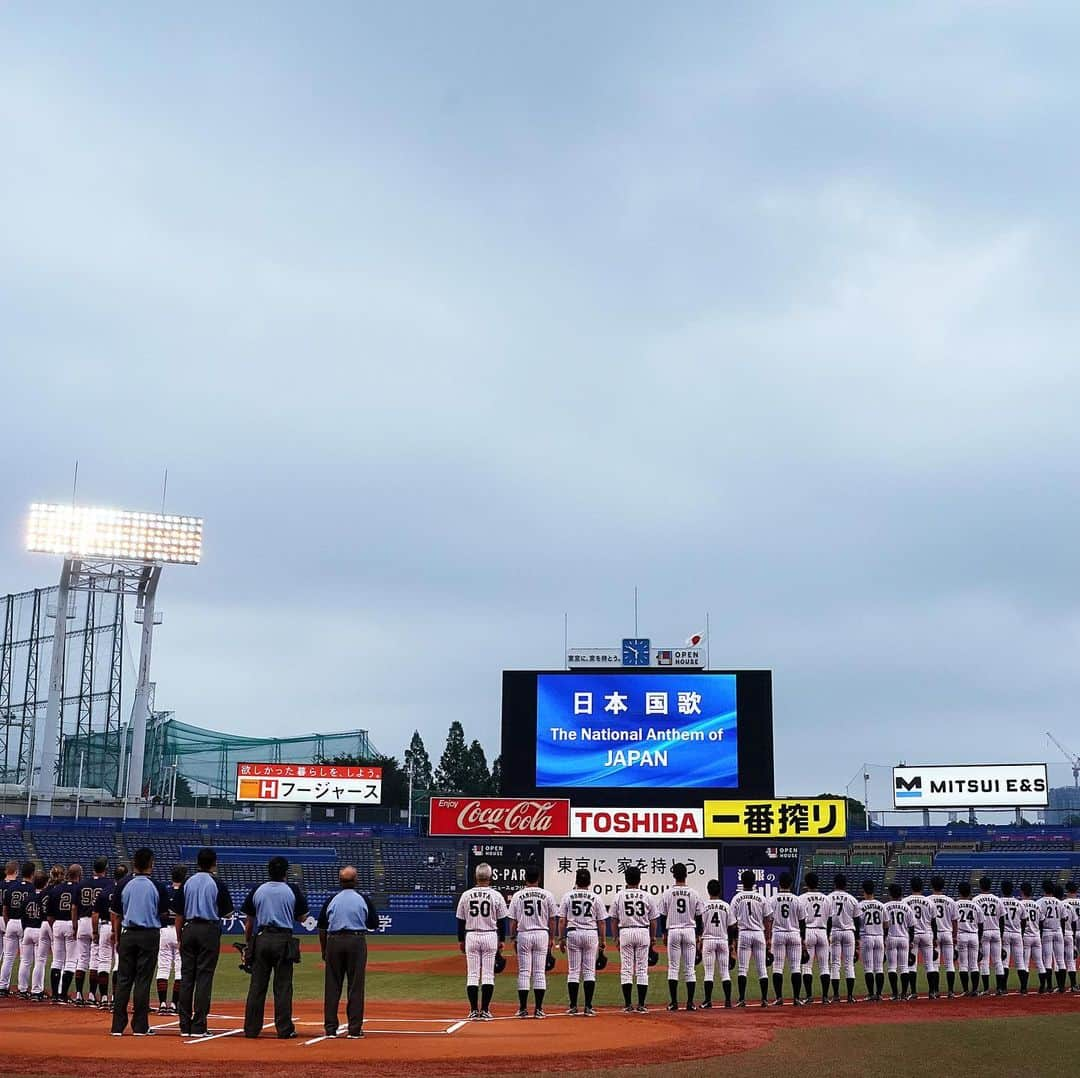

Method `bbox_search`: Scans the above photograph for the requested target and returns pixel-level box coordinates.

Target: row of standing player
[456,863,1080,1018]
[0,859,185,1012]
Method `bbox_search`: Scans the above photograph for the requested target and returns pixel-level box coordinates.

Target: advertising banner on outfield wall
[892,764,1049,809]
[466,843,544,902]
[428,797,571,837]
[235,762,382,804]
[570,807,704,839]
[543,847,718,901]
[703,798,845,839]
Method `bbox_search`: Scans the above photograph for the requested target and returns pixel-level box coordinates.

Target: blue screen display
[535,673,738,788]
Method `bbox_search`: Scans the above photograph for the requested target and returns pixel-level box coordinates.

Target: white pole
[169,763,178,823]
[193,780,199,824]
[75,751,85,820]
[863,765,870,827]
[407,764,414,829]
[38,559,75,811]
[126,573,159,803]
[25,767,34,820]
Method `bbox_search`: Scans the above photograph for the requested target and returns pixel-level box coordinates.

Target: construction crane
[1046,731,1080,788]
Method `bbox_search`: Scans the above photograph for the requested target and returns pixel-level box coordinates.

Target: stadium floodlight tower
[25,503,202,813]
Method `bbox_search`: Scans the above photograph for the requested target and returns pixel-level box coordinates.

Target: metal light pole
[169,762,179,823]
[74,750,86,819]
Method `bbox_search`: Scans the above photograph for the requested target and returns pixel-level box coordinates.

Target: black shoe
[700,1000,712,1009]
[278,1031,297,1039]
[735,999,746,1008]
[346,1032,364,1039]
[133,1029,156,1037]
[685,1002,696,1011]
[666,1002,678,1011]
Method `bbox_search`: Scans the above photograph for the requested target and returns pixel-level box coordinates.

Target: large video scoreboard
[500,669,774,808]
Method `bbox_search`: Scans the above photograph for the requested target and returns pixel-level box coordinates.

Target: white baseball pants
[75,916,97,972]
[1041,932,1065,972]
[937,935,955,973]
[666,926,697,982]
[701,936,730,982]
[861,936,884,974]
[1003,932,1024,971]
[157,924,181,980]
[772,931,802,974]
[465,930,498,987]
[886,937,909,974]
[515,929,549,991]
[830,928,855,979]
[1063,931,1075,970]
[618,927,650,986]
[979,932,1004,976]
[956,936,979,973]
[0,919,22,987]
[52,920,76,973]
[566,931,599,983]
[1023,934,1045,974]
[801,927,829,976]
[18,927,44,994]
[737,929,767,978]
[912,933,937,973]
[96,922,115,974]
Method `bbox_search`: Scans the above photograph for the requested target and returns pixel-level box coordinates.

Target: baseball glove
[695,947,702,967]
[233,941,253,975]
[908,951,917,966]
[545,951,556,972]
[801,948,810,965]
[647,947,659,967]
[729,953,737,971]
[596,950,608,970]
[765,950,774,967]
[493,953,507,974]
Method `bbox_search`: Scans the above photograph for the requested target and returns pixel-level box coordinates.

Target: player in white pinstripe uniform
[730,870,773,1008]
[999,879,1026,994]
[699,879,734,1009]
[769,872,805,1006]
[455,863,509,1021]
[973,877,1005,996]
[883,884,914,1001]
[903,877,937,1001]
[799,871,831,1005]
[930,876,958,998]
[1036,880,1067,993]
[557,868,606,1016]
[609,865,658,1013]
[658,862,704,1011]
[954,881,983,997]
[1064,880,1080,992]
[508,865,558,1019]
[858,881,886,1002]
[827,874,859,1004]
[1019,881,1045,993]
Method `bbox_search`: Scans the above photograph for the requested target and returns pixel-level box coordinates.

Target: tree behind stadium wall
[433,721,496,795]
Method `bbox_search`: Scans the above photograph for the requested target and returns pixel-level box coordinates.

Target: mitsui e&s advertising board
[501,670,774,809]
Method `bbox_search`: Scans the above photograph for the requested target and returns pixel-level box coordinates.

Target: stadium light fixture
[26,503,203,565]
[24,500,203,815]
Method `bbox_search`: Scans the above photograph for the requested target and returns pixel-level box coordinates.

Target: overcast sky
[2,3,1078,804]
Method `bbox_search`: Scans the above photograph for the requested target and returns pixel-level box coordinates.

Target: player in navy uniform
[0,863,35,996]
[92,865,125,1009]
[46,866,81,1004]
[17,873,48,1000]
[75,858,108,1006]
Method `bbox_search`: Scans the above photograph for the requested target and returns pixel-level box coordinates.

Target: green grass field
[199,934,1080,1077]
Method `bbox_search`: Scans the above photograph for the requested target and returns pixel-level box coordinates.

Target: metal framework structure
[0,584,125,791]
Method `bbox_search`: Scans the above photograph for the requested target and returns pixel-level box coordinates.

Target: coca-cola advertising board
[428,797,571,838]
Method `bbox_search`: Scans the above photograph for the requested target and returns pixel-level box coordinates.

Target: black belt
[123,924,160,931]
[187,918,219,925]
[260,926,292,933]
[329,929,366,935]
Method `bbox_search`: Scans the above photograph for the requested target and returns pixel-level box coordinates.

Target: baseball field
[2,936,1078,1078]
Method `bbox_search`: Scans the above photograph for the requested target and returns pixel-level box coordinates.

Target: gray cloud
[2,2,1080,800]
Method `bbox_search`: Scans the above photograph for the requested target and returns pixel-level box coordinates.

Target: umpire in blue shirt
[318,866,379,1038]
[242,856,309,1038]
[109,847,171,1036]
[174,847,234,1036]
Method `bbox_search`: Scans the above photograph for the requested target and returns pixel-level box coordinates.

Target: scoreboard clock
[621,638,650,666]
